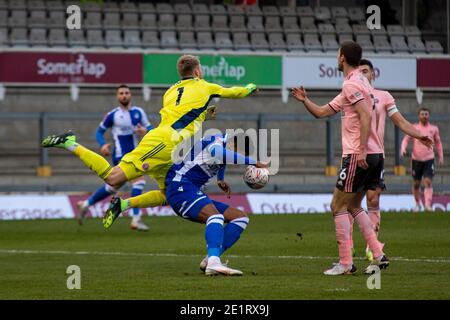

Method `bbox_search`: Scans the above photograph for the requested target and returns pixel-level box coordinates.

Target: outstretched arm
[291,86,337,119]
[209,83,257,99]
[390,112,433,148]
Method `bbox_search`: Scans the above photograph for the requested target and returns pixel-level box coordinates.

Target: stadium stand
[0,0,444,54]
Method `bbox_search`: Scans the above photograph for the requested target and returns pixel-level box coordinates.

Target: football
[243,165,270,190]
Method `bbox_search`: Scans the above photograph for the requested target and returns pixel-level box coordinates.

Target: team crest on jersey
[178,186,184,192]
[142,163,149,170]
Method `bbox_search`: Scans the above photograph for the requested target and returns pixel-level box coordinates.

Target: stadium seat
[297,6,314,17]
[87,29,104,47]
[286,33,305,52]
[247,16,264,32]
[215,32,233,50]
[103,12,121,30]
[233,32,251,50]
[29,10,47,29]
[356,35,375,52]
[9,0,26,10]
[301,19,318,34]
[138,3,156,14]
[304,33,322,52]
[279,6,296,17]
[229,15,246,33]
[209,4,226,15]
[140,13,157,31]
[123,30,142,48]
[404,25,421,37]
[192,3,209,15]
[158,13,176,31]
[176,14,193,32]
[390,36,410,53]
[28,0,46,11]
[335,23,352,36]
[314,7,331,22]
[48,28,66,47]
[352,24,371,36]
[179,31,196,50]
[245,4,262,16]
[81,1,101,12]
[318,23,335,36]
[0,0,5,10]
[283,16,300,33]
[331,7,348,19]
[425,40,444,54]
[408,38,426,53]
[0,10,8,27]
[121,13,139,30]
[371,25,388,37]
[197,31,214,50]
[268,33,287,51]
[102,1,120,13]
[194,15,210,32]
[105,30,123,48]
[10,27,28,46]
[300,16,315,27]
[85,12,102,29]
[0,27,8,46]
[348,7,365,22]
[212,15,229,32]
[265,16,283,32]
[120,2,138,14]
[156,3,174,14]
[374,38,392,53]
[322,38,339,52]
[48,11,65,28]
[262,6,279,17]
[250,32,269,51]
[335,17,350,25]
[8,10,27,28]
[338,34,353,44]
[160,30,178,49]
[387,25,405,37]
[67,29,86,47]
[373,34,389,43]
[174,3,192,15]
[29,28,47,47]
[227,4,245,16]
[142,30,159,48]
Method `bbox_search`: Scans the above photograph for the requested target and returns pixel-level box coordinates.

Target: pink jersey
[328,69,383,156]
[401,123,444,161]
[372,89,397,152]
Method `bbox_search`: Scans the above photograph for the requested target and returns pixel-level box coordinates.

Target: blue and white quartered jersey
[165,134,256,189]
[96,106,153,163]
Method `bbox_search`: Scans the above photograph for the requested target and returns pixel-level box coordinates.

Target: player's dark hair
[340,41,362,67]
[116,84,130,91]
[418,107,430,114]
[359,59,374,70]
[177,55,200,78]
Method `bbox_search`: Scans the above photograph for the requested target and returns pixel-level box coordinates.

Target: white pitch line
[0,249,449,264]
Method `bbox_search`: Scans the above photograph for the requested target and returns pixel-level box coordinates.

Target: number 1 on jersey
[176,87,184,106]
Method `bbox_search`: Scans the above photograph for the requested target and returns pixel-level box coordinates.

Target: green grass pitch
[0,212,449,299]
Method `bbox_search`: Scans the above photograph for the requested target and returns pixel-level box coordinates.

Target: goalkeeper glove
[245,83,257,95]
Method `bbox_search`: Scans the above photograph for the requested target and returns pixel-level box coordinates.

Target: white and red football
[243,165,270,190]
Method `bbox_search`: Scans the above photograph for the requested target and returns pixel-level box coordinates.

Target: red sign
[0,52,142,84]
[417,58,450,88]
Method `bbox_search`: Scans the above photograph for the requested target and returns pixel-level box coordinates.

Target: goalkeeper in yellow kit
[41,55,257,225]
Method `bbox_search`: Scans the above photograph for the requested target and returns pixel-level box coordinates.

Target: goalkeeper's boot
[245,83,257,95]
[364,255,389,274]
[205,257,243,276]
[324,263,357,275]
[41,131,76,149]
[103,196,125,229]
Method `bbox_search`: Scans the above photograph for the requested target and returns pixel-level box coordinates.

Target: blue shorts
[165,180,229,222]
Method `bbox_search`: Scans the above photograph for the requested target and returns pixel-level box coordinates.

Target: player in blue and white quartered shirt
[164,133,268,276]
[77,85,153,231]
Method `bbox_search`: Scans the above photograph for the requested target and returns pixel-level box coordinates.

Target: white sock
[207,256,221,266]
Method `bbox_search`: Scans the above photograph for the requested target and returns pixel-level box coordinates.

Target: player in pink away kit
[291,41,389,275]
[353,59,433,261]
[401,108,444,211]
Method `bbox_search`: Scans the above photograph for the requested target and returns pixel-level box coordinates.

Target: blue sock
[130,182,144,217]
[87,184,115,206]
[221,217,249,254]
[205,214,224,257]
